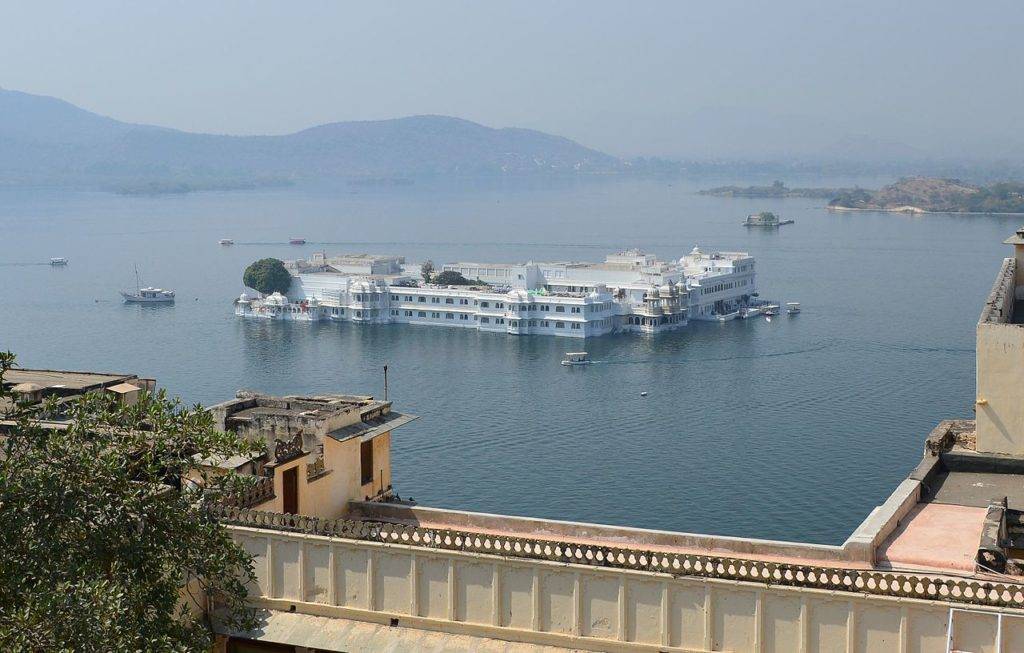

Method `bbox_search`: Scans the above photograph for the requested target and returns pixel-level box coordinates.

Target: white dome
[238,292,252,302]
[265,292,288,305]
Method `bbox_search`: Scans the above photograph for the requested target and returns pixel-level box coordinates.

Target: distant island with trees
[700,177,1024,215]
[828,177,1024,214]
[699,180,856,199]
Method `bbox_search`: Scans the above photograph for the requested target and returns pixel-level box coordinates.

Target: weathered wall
[977,322,1024,455]
[227,525,1024,653]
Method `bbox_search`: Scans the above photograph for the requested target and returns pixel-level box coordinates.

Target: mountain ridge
[0,89,623,189]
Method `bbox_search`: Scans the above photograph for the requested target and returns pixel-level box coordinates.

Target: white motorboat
[715,311,740,322]
[49,257,68,266]
[786,302,801,314]
[762,304,780,317]
[121,265,175,303]
[218,238,234,245]
[121,287,176,303]
[561,352,591,366]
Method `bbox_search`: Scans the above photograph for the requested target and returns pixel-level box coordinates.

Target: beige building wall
[227,524,1024,653]
[977,321,1024,455]
[253,432,393,519]
[360,432,391,500]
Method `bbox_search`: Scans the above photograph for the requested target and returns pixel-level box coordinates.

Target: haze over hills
[0,88,623,190]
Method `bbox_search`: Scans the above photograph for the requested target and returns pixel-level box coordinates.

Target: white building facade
[235,248,759,338]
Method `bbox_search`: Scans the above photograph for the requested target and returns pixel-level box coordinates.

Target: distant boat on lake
[561,352,591,366]
[120,265,175,304]
[49,257,68,266]
[289,238,306,245]
[218,238,234,245]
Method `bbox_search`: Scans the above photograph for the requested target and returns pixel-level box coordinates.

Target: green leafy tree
[0,351,261,652]
[432,270,474,286]
[243,258,291,295]
[420,260,435,284]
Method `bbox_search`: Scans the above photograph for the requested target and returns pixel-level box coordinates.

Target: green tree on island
[243,257,291,295]
[0,351,260,652]
[420,259,435,284]
[432,270,475,285]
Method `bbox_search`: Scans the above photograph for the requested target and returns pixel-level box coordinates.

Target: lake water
[1,177,1018,545]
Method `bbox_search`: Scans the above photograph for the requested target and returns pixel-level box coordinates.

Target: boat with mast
[120,265,175,303]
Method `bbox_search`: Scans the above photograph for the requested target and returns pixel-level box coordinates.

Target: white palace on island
[234,247,760,337]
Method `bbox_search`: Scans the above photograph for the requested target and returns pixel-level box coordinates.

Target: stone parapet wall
[223,519,1024,652]
[213,505,1024,611]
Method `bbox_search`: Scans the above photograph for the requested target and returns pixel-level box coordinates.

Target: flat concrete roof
[4,369,136,391]
[926,470,1024,511]
[876,503,987,573]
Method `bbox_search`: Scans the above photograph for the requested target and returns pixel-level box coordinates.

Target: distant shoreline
[827,205,1024,216]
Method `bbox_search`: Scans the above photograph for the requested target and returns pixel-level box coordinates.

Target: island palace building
[234,247,758,337]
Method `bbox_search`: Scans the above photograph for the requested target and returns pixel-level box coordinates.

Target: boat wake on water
[599,341,836,366]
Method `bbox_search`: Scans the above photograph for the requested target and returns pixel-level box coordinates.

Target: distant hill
[0,89,623,190]
[828,177,1024,214]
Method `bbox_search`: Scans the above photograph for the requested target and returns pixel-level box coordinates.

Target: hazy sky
[3,1,1023,159]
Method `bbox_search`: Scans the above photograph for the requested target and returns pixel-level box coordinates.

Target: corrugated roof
[215,610,579,652]
[327,412,418,442]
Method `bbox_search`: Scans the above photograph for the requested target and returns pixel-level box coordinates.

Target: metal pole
[383,364,388,402]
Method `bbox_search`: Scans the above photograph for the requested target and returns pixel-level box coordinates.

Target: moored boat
[560,352,591,366]
[786,302,801,314]
[121,265,175,303]
[121,287,176,303]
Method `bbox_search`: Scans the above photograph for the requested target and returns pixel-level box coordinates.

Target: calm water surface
[1,177,1016,544]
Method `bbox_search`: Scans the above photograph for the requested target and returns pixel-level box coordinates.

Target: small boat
[561,352,591,366]
[715,311,740,322]
[289,238,306,245]
[121,287,176,303]
[786,302,801,315]
[120,265,175,304]
[218,239,234,246]
[49,257,68,266]
[640,391,649,397]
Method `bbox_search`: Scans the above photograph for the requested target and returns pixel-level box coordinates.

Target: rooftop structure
[207,391,417,517]
[212,230,1024,652]
[236,247,760,336]
[0,367,154,417]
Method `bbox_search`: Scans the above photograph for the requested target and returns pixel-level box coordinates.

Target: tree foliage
[432,270,474,286]
[242,258,291,295]
[0,352,261,652]
[420,260,435,284]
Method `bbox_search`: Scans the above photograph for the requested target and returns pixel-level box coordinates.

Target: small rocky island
[828,177,1024,214]
[743,211,794,227]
